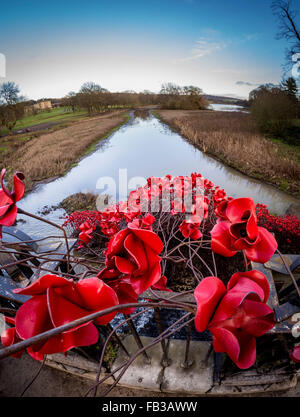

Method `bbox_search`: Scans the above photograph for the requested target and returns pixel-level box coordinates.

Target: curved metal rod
[0,301,195,360]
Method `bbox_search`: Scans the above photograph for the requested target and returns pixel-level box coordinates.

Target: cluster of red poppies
[256,203,300,254]
[65,173,224,245]
[1,170,299,370]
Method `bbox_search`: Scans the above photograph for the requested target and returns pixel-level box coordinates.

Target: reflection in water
[133,109,152,120]
[19,111,299,236]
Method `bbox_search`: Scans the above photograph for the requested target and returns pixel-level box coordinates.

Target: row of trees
[0,79,208,134]
[63,82,208,114]
[64,82,154,114]
[158,83,208,110]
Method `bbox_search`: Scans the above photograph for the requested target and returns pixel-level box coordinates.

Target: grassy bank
[1,111,129,192]
[0,107,90,136]
[156,110,300,197]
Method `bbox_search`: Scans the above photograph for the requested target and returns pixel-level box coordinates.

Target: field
[156,110,300,197]
[0,110,129,192]
[0,107,90,136]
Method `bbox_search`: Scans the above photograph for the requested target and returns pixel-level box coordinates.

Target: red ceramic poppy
[78,221,94,247]
[3,274,119,360]
[179,219,202,240]
[98,220,163,295]
[194,270,275,369]
[0,169,25,236]
[211,198,277,263]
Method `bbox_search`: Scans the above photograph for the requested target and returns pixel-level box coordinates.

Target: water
[18,109,299,237]
[209,103,248,112]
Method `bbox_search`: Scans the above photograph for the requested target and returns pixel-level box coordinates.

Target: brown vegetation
[157,110,300,196]
[1,111,128,191]
[59,192,97,214]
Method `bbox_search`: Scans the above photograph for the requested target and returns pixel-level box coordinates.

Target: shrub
[250,88,297,138]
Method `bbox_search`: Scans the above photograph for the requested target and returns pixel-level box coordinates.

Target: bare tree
[0,81,20,105]
[271,0,300,72]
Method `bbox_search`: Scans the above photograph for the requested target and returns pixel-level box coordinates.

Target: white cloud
[176,31,260,63]
[176,37,227,62]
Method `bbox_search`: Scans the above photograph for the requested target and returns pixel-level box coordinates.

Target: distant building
[24,100,52,114]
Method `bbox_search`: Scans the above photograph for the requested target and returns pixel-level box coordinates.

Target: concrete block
[111,335,164,392]
[161,340,213,394]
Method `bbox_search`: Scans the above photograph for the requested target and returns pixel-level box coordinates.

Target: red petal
[290,345,300,363]
[130,255,162,295]
[211,222,237,257]
[114,255,136,274]
[109,279,138,314]
[129,226,163,254]
[240,299,275,336]
[14,274,73,296]
[0,169,13,200]
[245,227,277,263]
[227,270,270,303]
[226,198,257,223]
[191,229,202,240]
[124,233,148,275]
[0,204,17,226]
[211,327,240,363]
[27,321,99,360]
[226,276,266,303]
[12,172,25,202]
[97,267,121,280]
[194,277,226,332]
[15,294,53,339]
[107,228,129,256]
[246,213,259,240]
[210,327,257,369]
[210,290,254,324]
[47,287,93,330]
[0,204,10,218]
[1,327,24,358]
[75,277,119,325]
[1,327,15,346]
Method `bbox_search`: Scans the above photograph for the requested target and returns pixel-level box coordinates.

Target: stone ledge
[45,351,113,384]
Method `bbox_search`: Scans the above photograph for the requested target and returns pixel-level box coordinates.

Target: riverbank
[155,110,300,198]
[1,110,129,192]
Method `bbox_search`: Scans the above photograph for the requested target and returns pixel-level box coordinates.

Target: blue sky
[0,0,295,99]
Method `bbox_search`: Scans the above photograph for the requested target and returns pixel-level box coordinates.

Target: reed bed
[158,110,300,196]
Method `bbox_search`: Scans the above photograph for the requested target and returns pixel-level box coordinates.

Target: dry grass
[157,110,300,196]
[1,111,128,191]
[59,192,97,214]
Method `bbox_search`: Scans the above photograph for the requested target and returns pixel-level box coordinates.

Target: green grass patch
[0,107,89,136]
